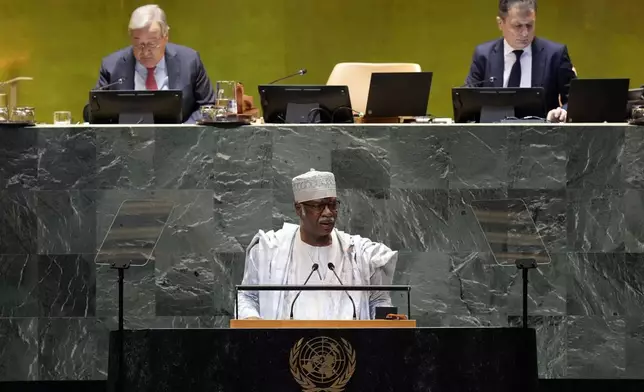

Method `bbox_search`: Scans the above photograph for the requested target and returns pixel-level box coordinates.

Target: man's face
[296,197,339,237]
[130,22,168,68]
[498,5,536,50]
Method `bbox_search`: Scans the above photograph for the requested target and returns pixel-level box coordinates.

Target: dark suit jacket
[465,37,576,111]
[84,43,215,123]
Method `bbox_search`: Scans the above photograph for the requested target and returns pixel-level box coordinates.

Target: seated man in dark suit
[464,0,576,122]
[84,4,214,123]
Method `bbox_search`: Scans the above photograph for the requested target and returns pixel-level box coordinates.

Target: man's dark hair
[498,0,537,17]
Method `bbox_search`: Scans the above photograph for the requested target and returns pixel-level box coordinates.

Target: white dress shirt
[502,40,532,88]
[134,57,169,91]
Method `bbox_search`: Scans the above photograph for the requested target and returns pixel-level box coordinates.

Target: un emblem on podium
[289,336,356,392]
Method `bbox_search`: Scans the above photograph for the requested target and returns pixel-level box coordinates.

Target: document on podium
[95,199,175,268]
[468,198,551,266]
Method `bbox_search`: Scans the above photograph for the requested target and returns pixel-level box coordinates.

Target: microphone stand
[328,263,357,320]
[289,263,319,319]
[462,76,497,88]
[269,69,307,84]
[94,77,126,91]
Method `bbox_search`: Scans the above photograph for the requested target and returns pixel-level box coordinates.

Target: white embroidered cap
[292,169,336,203]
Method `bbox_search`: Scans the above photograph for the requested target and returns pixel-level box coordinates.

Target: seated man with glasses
[238,169,398,320]
[84,4,215,123]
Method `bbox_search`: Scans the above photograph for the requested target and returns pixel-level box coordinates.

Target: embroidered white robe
[238,223,397,320]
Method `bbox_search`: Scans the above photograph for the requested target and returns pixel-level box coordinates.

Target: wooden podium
[230,319,417,328]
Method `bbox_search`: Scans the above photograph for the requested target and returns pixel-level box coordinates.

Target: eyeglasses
[300,200,341,214]
[132,42,161,52]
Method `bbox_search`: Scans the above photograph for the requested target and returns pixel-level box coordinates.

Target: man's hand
[547,107,567,123]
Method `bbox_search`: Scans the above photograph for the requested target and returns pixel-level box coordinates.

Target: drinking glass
[200,104,217,122]
[11,107,35,123]
[215,81,238,119]
[54,111,72,125]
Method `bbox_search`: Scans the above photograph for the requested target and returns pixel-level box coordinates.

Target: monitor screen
[452,87,546,123]
[365,72,433,118]
[567,78,629,123]
[89,89,183,124]
[258,84,353,124]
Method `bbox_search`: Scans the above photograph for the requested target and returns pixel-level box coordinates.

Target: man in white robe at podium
[238,169,398,320]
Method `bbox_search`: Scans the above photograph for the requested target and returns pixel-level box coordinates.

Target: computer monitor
[364,72,433,118]
[452,87,546,123]
[258,85,353,124]
[566,78,630,123]
[88,90,183,124]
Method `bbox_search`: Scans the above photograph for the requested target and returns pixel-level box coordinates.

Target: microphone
[95,77,126,91]
[328,262,357,320]
[462,76,496,87]
[289,263,319,319]
[269,69,307,84]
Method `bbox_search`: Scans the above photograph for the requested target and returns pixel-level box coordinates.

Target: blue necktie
[507,50,524,87]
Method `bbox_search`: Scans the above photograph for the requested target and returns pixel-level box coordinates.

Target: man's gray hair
[128,4,169,36]
[498,0,537,17]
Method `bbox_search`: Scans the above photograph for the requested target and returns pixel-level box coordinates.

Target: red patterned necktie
[145,67,158,90]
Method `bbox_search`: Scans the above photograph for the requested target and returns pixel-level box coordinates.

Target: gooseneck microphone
[328,262,357,320]
[269,69,307,84]
[289,263,319,319]
[462,76,497,87]
[95,77,126,91]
